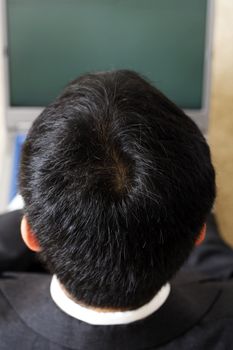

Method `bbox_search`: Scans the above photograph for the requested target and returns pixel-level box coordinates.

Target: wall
[209,0,233,246]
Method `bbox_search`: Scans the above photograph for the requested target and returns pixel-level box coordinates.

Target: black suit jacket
[1,271,233,350]
[1,211,233,349]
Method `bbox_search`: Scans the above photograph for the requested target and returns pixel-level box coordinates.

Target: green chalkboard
[7,0,207,109]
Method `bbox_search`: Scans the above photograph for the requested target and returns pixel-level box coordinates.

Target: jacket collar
[1,272,220,350]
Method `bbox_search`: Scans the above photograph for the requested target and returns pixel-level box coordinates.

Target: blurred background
[0,0,232,244]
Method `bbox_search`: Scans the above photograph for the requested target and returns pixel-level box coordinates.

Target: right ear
[21,216,41,252]
[195,223,207,247]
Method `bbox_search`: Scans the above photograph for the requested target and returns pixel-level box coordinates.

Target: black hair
[20,70,216,309]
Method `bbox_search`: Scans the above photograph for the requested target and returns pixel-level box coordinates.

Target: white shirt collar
[50,275,171,325]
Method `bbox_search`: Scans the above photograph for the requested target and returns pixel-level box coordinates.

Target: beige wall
[209,0,233,246]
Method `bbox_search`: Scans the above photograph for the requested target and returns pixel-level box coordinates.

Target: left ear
[195,223,207,246]
[21,216,41,252]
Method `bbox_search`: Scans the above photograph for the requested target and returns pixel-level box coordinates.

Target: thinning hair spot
[111,148,130,194]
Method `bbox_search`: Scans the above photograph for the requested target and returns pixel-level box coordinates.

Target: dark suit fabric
[0,271,233,350]
[1,211,233,349]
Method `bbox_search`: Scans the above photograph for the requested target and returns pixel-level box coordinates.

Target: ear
[195,223,207,246]
[21,216,41,252]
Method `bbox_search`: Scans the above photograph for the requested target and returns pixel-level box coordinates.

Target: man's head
[19,70,215,310]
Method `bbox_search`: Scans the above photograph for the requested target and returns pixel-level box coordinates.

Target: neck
[61,283,128,312]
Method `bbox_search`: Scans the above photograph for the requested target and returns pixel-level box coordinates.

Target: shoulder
[204,279,233,320]
[0,273,55,350]
[0,272,76,346]
[161,273,233,349]
[0,271,51,293]
[0,272,52,313]
[173,271,233,326]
